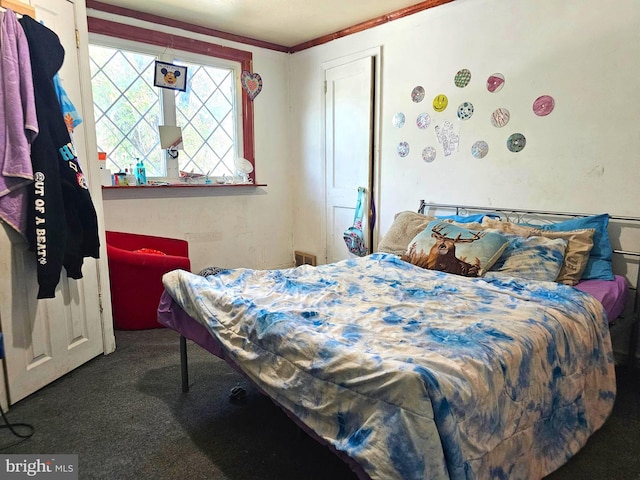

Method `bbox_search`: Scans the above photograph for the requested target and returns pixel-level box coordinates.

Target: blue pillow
[436,213,501,223]
[530,214,613,281]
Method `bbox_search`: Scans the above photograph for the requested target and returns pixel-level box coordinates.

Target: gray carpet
[0,328,638,479]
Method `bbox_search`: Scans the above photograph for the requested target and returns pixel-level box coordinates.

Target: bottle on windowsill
[126,167,137,186]
[135,158,147,185]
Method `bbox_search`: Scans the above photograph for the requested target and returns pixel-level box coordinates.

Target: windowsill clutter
[101,182,266,189]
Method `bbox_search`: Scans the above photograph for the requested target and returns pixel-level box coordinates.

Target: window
[87,21,255,184]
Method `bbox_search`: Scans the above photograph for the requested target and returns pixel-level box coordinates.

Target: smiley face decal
[432,94,448,112]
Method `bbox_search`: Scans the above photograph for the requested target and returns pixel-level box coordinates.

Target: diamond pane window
[174,62,236,177]
[89,45,163,176]
[88,27,253,184]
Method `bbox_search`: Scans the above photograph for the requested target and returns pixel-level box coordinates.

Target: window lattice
[89,46,239,179]
[89,45,163,175]
[175,62,236,177]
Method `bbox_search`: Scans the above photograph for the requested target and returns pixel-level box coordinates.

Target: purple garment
[0,9,39,238]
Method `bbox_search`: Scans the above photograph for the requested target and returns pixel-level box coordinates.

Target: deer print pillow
[401,221,509,277]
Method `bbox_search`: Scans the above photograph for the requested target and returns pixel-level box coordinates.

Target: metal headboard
[418,200,640,365]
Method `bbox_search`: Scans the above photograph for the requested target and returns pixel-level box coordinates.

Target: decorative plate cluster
[393,68,555,162]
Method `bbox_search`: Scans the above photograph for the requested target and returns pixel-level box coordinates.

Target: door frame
[321,46,382,262]
[73,0,116,354]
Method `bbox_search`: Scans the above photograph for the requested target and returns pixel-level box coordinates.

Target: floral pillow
[401,221,508,277]
[485,235,569,282]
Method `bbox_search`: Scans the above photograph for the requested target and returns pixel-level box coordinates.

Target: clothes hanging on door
[53,73,82,134]
[0,9,38,238]
[19,14,99,299]
[343,187,368,257]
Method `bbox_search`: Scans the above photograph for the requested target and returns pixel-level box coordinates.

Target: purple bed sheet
[574,274,629,324]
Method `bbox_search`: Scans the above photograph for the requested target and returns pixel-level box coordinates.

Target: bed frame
[418,200,640,366]
[174,201,640,395]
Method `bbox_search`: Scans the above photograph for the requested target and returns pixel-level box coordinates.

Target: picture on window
[154,61,187,92]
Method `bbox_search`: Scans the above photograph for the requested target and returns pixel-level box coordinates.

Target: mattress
[160,253,616,480]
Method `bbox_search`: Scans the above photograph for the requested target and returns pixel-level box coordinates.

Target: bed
[158,203,640,480]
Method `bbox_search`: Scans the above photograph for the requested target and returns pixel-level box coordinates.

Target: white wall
[290,0,640,258]
[289,0,640,360]
[97,16,293,273]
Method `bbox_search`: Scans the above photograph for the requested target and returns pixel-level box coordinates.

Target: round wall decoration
[393,112,406,128]
[490,108,510,127]
[397,141,410,157]
[422,146,437,163]
[454,69,471,88]
[432,94,448,112]
[411,86,425,103]
[471,141,489,159]
[457,102,474,120]
[506,133,526,153]
[486,73,505,93]
[416,113,431,129]
[533,95,555,116]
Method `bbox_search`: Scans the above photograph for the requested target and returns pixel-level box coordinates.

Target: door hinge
[324,80,327,94]
[75,29,80,49]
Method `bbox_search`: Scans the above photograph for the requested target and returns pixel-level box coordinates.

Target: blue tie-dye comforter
[162,253,615,480]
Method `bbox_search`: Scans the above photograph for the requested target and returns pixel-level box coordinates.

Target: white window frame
[89,35,245,182]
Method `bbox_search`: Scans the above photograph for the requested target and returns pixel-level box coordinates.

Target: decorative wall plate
[490,108,510,127]
[411,86,425,103]
[457,102,474,120]
[486,73,505,93]
[506,133,526,152]
[397,141,410,157]
[422,146,436,163]
[393,112,406,128]
[454,69,471,88]
[471,141,489,159]
[241,71,262,100]
[533,95,555,116]
[416,113,431,129]
[432,94,448,112]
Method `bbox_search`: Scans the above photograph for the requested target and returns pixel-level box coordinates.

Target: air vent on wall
[294,251,317,267]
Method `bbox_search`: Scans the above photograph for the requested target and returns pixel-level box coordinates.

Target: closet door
[324,56,375,264]
[0,0,105,405]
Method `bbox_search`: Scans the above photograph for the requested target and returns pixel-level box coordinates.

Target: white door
[0,0,104,405]
[324,56,374,264]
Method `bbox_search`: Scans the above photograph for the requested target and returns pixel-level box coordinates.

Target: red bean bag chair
[106,231,191,330]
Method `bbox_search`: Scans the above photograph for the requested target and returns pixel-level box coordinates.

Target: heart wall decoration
[241,70,262,101]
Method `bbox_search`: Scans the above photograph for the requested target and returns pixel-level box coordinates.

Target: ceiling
[94,0,440,48]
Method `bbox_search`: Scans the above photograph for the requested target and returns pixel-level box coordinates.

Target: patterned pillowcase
[485,235,568,282]
[401,221,509,277]
[530,214,613,281]
[481,218,595,286]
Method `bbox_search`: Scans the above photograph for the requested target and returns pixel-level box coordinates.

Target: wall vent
[294,251,317,267]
